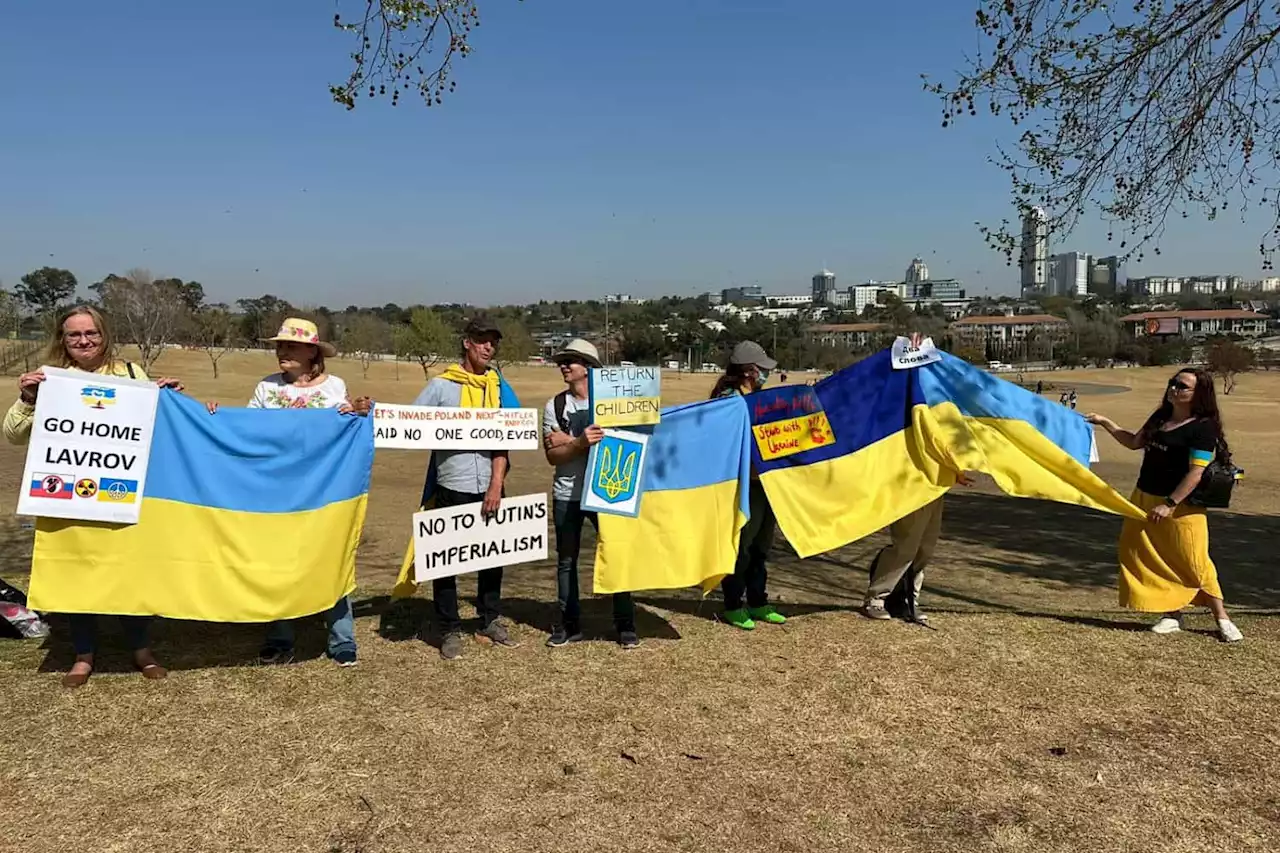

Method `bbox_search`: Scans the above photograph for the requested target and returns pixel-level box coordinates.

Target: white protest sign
[413,492,549,583]
[373,404,540,450]
[16,366,160,524]
[890,336,943,370]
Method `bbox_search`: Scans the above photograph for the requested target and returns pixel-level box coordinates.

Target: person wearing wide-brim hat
[709,340,787,631]
[206,315,369,667]
[542,339,642,649]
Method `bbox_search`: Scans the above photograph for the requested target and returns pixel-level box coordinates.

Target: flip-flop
[61,668,92,688]
[135,661,168,680]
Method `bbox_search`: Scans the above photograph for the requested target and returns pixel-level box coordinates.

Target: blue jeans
[554,499,635,632]
[263,596,356,658]
[68,613,152,656]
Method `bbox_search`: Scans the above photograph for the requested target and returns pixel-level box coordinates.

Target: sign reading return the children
[588,366,661,428]
[372,404,540,451]
[413,492,549,582]
[16,366,160,524]
[748,385,837,463]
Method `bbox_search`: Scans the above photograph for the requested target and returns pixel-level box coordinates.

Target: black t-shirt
[1137,418,1217,497]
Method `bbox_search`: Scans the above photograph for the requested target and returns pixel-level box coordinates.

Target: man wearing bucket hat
[401,315,522,660]
[709,340,787,631]
[542,339,640,649]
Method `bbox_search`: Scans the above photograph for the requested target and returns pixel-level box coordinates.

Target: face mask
[756,369,770,388]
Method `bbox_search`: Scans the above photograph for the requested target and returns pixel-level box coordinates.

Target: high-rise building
[905,257,929,283]
[1019,206,1049,295]
[1090,256,1121,295]
[812,269,837,305]
[1050,252,1089,297]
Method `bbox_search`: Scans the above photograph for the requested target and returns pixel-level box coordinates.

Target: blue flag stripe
[145,391,374,513]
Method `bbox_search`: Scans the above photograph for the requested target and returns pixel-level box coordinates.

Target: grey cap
[729,340,777,370]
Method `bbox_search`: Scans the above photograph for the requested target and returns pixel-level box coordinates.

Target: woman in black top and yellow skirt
[1087,367,1243,642]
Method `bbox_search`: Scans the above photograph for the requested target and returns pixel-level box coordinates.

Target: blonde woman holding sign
[4,305,184,687]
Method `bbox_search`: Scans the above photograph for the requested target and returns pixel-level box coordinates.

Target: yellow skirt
[1118,489,1222,612]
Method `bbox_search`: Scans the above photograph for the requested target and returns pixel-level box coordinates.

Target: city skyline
[2,1,1276,308]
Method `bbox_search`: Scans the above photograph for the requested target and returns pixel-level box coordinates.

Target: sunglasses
[1168,379,1193,392]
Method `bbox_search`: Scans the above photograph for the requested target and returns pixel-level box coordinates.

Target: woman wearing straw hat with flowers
[208,317,370,666]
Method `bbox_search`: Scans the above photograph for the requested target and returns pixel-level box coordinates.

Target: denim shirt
[413,378,496,495]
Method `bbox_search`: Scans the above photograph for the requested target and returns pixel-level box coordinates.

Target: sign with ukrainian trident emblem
[580,429,649,517]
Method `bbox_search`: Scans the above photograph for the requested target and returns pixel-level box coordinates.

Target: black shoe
[259,646,294,665]
[547,625,584,648]
[618,630,640,650]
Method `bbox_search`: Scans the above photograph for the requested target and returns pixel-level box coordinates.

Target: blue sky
[0,0,1269,306]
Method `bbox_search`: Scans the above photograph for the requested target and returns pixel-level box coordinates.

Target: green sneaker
[722,608,755,630]
[748,605,787,625]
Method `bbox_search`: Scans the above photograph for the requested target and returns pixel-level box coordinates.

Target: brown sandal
[135,660,168,680]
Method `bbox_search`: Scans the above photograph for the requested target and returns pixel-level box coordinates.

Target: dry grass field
[2,349,1279,853]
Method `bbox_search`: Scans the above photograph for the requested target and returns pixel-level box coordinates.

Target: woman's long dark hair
[710,363,750,399]
[1139,366,1230,459]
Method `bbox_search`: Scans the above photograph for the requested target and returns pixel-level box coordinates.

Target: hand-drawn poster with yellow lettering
[748,385,836,463]
[580,429,649,517]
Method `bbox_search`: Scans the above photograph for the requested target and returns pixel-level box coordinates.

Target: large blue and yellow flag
[28,390,373,621]
[757,349,1144,558]
[593,395,753,594]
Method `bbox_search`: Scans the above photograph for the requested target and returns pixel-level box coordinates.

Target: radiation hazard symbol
[74,478,98,498]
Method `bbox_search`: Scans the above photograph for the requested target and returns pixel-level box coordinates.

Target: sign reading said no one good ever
[372,404,540,451]
[413,492,549,583]
[17,366,160,524]
[580,429,649,517]
[748,385,837,462]
[588,366,661,428]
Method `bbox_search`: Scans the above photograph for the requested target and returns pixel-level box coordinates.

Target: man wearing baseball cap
[408,314,518,659]
[542,339,640,648]
[709,340,786,631]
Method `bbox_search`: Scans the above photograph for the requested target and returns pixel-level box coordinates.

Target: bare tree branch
[330,0,490,110]
[928,0,1280,269]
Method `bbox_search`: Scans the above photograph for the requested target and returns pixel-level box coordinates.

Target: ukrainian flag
[593,395,753,594]
[758,349,1144,559]
[28,390,373,621]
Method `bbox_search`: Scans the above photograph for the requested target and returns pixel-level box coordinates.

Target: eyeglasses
[64,331,102,342]
[1168,380,1193,392]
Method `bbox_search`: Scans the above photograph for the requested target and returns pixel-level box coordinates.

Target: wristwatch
[1164,496,1178,508]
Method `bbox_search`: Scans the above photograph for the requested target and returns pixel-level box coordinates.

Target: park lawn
[1,351,1278,853]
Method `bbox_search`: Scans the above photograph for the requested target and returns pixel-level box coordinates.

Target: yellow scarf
[439,364,501,407]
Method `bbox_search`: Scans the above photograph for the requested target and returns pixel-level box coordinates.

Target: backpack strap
[553,390,571,433]
[125,362,136,379]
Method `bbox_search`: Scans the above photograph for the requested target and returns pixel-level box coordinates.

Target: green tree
[494,317,537,368]
[191,304,242,378]
[1206,336,1255,395]
[17,267,78,317]
[340,314,391,378]
[91,269,191,373]
[392,306,453,377]
[236,294,293,343]
[931,1,1280,267]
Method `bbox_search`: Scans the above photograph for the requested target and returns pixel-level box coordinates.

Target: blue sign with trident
[580,429,650,517]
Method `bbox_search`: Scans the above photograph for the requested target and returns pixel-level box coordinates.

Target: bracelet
[1163,496,1178,508]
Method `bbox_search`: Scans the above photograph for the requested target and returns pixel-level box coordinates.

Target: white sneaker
[1218,619,1244,643]
[1151,615,1183,635]
[861,602,892,621]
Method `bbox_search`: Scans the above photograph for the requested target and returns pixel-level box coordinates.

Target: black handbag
[1186,453,1243,509]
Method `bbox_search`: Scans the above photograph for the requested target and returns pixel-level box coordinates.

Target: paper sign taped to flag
[890,336,943,370]
[747,385,836,462]
[413,493,549,582]
[17,367,159,524]
[373,404,539,450]
[589,366,661,427]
